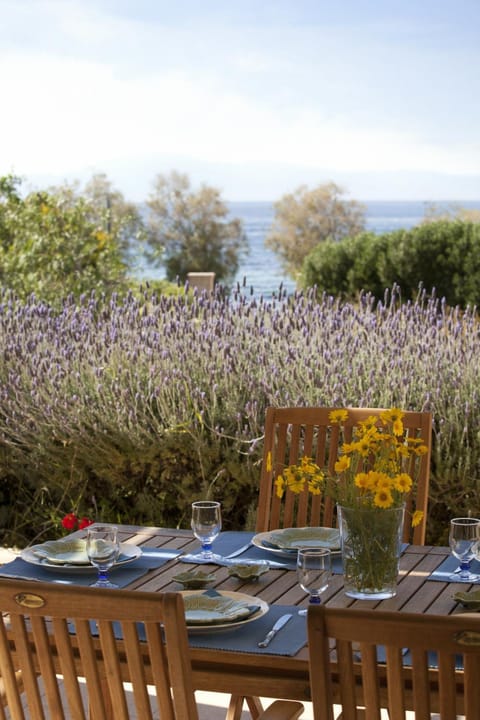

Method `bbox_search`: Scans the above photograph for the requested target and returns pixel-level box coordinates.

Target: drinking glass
[449,517,480,582]
[191,501,222,562]
[297,548,332,615]
[86,525,120,588]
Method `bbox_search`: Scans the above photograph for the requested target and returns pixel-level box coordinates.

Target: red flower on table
[61,513,78,530]
[78,517,93,530]
[61,513,93,531]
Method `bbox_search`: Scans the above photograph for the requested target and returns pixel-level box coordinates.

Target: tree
[145,171,248,284]
[265,182,366,279]
[0,174,129,303]
[422,201,480,225]
[49,173,147,269]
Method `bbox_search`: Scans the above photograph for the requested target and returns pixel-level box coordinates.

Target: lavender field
[0,284,478,546]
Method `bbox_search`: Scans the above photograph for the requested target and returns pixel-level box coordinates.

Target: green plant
[0,175,131,304]
[302,220,480,308]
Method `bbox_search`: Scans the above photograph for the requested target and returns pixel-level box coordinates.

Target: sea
[138,199,480,299]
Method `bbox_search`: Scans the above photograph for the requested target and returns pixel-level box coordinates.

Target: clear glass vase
[338,503,404,600]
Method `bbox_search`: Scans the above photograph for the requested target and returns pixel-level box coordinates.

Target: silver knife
[258,613,293,647]
[224,541,252,559]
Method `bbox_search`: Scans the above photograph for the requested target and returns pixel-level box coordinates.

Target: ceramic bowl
[172,570,216,590]
[453,589,480,611]
[227,561,270,581]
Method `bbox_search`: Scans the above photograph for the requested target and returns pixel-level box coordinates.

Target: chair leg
[226,694,264,720]
[246,695,264,718]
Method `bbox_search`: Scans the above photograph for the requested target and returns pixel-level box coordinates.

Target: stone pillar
[186,272,216,292]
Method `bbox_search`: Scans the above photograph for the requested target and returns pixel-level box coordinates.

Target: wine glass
[449,517,480,582]
[191,501,222,563]
[86,525,120,588]
[297,548,332,615]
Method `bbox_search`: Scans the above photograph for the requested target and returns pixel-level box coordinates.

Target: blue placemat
[181,532,408,576]
[188,603,306,655]
[181,531,340,571]
[100,602,306,657]
[0,547,181,588]
[429,555,480,583]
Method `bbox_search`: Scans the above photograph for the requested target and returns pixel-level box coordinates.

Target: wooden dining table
[60,523,471,712]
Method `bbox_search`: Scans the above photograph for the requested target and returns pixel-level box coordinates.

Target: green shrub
[302,220,480,307]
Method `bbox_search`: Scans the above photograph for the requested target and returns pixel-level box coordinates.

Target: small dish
[453,589,480,610]
[172,569,216,589]
[227,562,270,581]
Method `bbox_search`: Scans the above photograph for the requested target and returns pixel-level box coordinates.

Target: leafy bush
[302,220,480,308]
[0,175,134,304]
[0,285,478,547]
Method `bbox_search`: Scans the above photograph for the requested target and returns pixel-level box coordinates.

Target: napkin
[182,589,261,625]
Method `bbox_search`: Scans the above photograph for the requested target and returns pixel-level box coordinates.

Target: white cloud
[2,48,477,186]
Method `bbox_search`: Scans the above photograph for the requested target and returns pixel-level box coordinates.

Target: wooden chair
[307,603,480,719]
[256,406,432,545]
[0,579,304,720]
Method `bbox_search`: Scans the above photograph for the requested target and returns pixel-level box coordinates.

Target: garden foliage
[302,220,480,308]
[0,284,478,547]
[0,175,133,304]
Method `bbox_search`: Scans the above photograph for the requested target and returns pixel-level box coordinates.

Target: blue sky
[1,0,479,202]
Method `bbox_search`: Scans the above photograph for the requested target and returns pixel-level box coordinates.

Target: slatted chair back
[307,604,480,720]
[0,579,197,720]
[256,406,432,544]
[0,579,304,720]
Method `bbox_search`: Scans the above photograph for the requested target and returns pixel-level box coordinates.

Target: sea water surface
[138,200,480,299]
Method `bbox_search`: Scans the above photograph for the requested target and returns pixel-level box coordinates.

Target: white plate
[252,528,341,556]
[180,590,268,633]
[21,543,142,573]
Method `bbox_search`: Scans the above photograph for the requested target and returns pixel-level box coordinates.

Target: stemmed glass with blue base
[191,501,222,563]
[297,548,332,615]
[86,525,120,588]
[449,517,480,582]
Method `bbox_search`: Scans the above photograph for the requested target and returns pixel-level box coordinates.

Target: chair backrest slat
[464,652,480,718]
[97,620,131,720]
[122,621,154,720]
[52,616,89,719]
[0,618,26,720]
[10,613,47,719]
[31,615,67,718]
[308,605,480,719]
[257,406,432,544]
